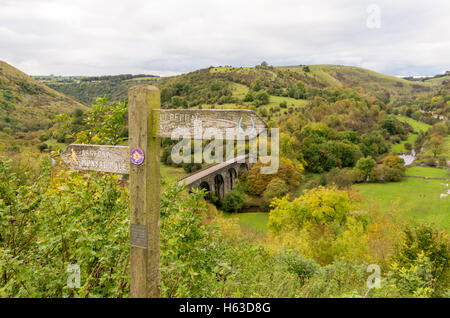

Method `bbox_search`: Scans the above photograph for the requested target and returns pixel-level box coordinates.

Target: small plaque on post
[130,148,145,165]
[130,224,147,248]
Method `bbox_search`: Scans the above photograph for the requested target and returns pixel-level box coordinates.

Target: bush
[222,185,245,212]
[404,142,412,151]
[372,165,404,182]
[281,252,320,283]
[262,178,289,208]
[382,166,404,182]
[259,108,268,117]
[393,224,449,297]
[38,143,48,152]
[438,157,447,167]
[39,133,50,142]
[328,168,362,187]
[382,155,405,170]
[253,91,269,106]
[425,157,436,167]
[380,252,435,297]
[183,163,202,173]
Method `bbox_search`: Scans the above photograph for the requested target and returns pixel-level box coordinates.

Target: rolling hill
[41,64,444,107]
[0,61,88,152]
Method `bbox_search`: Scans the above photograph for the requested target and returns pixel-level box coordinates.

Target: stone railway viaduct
[178,155,255,201]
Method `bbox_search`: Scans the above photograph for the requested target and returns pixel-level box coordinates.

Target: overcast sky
[0,0,449,77]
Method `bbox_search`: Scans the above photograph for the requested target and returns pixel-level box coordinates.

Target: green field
[391,115,431,153]
[161,165,188,183]
[353,168,449,230]
[231,83,249,100]
[225,168,449,234]
[394,115,431,132]
[391,133,418,153]
[223,212,269,233]
[405,166,449,178]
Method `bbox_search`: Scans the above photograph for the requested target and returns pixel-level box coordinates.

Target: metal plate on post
[130,224,148,248]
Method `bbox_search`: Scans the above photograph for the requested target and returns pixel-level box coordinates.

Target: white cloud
[0,0,448,76]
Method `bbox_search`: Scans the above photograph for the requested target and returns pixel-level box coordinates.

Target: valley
[1,60,448,298]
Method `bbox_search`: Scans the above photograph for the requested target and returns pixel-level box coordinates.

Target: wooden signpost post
[60,85,267,298]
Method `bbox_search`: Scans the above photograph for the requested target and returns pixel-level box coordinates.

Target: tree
[246,159,300,196]
[268,186,357,233]
[355,156,376,181]
[262,178,289,207]
[222,185,245,212]
[253,90,269,105]
[404,142,412,151]
[425,133,445,158]
[327,168,362,187]
[382,155,405,170]
[74,96,128,145]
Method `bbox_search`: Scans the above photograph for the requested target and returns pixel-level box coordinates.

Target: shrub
[328,168,362,187]
[262,177,289,207]
[39,133,50,142]
[280,252,320,283]
[382,155,405,170]
[404,142,412,151]
[183,163,202,173]
[425,157,436,167]
[38,143,48,152]
[253,90,269,106]
[393,224,449,297]
[222,185,245,212]
[438,157,447,167]
[376,252,435,297]
[259,108,268,117]
[382,166,404,182]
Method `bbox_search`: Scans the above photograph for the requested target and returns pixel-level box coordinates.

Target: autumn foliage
[246,159,301,196]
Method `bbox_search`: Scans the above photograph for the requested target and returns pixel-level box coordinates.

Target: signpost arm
[128,85,161,298]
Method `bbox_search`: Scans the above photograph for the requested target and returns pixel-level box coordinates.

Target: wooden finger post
[60,85,267,298]
[128,85,160,298]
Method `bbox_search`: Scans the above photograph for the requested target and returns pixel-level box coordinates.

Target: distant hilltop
[34,73,159,83]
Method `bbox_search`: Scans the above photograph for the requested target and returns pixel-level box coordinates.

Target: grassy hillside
[42,64,439,107]
[0,61,87,152]
[353,167,449,231]
[280,64,435,99]
[46,76,160,105]
[390,115,432,153]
